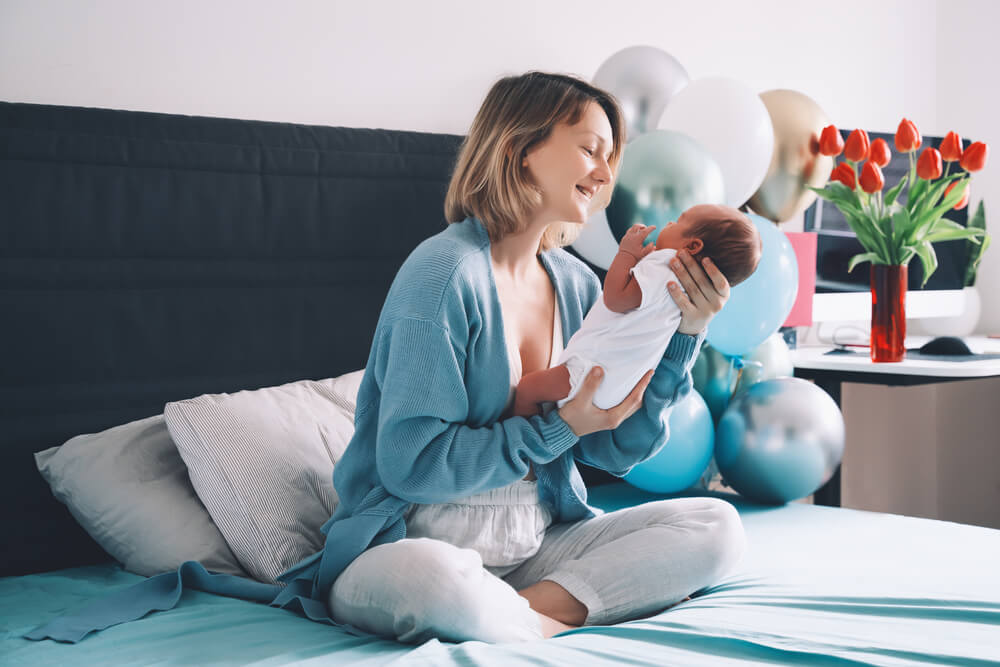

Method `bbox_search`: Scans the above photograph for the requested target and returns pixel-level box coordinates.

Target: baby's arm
[604,224,655,313]
[514,365,572,417]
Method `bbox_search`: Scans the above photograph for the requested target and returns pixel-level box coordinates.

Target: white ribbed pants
[328,496,746,644]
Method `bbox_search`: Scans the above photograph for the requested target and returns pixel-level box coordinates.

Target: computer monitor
[803,129,970,322]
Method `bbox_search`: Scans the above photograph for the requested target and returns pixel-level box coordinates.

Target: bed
[2,100,999,666]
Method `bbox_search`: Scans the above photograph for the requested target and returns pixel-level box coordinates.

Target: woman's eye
[583,147,594,156]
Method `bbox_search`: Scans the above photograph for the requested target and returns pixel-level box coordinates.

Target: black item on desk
[918,336,973,356]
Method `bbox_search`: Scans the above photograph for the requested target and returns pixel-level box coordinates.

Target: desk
[791,338,1000,511]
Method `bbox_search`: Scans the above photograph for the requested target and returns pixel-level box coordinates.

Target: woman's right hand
[557,367,655,437]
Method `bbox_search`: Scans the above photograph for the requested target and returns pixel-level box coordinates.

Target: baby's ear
[684,238,704,254]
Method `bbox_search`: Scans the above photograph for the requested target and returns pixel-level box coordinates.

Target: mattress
[3,483,999,666]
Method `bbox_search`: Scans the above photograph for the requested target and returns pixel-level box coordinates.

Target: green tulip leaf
[891,208,913,257]
[847,252,881,273]
[965,201,989,287]
[884,174,908,207]
[914,241,939,287]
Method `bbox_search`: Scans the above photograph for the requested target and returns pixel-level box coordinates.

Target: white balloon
[571,209,619,270]
[657,77,774,208]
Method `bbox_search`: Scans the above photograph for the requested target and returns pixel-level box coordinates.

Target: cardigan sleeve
[370,315,580,504]
[571,329,704,477]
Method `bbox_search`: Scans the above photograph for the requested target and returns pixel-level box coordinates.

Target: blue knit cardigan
[27,216,703,643]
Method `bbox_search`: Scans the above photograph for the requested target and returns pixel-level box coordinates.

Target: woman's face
[521,101,614,225]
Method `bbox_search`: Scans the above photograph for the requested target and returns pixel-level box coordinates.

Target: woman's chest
[494,276,555,376]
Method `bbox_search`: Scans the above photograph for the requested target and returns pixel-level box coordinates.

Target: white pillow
[164,370,365,583]
[35,414,246,578]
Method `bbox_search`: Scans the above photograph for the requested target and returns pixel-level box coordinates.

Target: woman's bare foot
[536,611,578,638]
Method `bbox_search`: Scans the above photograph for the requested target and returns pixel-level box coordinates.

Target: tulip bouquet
[809,119,990,285]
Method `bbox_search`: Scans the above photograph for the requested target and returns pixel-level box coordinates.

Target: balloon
[746,89,835,223]
[706,214,798,356]
[692,344,739,424]
[593,45,690,142]
[715,378,845,505]
[733,332,794,396]
[656,77,774,208]
[624,390,714,494]
[605,130,725,243]
[570,209,619,270]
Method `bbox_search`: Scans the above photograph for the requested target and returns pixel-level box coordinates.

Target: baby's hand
[619,224,657,261]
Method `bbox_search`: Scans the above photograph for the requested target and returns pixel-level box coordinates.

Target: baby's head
[654,204,762,287]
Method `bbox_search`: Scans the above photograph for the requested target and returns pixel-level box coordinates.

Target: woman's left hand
[667,250,730,335]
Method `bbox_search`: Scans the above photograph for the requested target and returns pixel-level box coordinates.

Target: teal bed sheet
[3,483,999,666]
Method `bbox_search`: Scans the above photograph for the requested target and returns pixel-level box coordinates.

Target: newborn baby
[515,203,761,415]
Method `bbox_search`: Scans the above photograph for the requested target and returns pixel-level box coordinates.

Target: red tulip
[819,125,844,156]
[844,129,870,162]
[860,161,884,193]
[830,162,856,189]
[916,147,942,180]
[939,132,963,162]
[944,180,970,210]
[894,118,921,153]
[869,138,891,167]
[960,141,988,172]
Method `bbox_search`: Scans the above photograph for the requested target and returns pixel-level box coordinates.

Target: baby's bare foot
[536,611,578,639]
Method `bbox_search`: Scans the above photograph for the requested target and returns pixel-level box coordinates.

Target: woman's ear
[684,238,704,254]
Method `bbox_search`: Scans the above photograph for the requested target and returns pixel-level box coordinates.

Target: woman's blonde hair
[444,71,626,252]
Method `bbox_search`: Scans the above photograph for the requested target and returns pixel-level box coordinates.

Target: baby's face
[654,211,698,250]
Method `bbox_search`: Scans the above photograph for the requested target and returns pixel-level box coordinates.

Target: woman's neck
[489,223,549,283]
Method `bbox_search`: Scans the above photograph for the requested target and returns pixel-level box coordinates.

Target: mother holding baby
[320,71,747,643]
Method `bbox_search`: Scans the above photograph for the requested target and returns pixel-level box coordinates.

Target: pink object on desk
[783,232,817,327]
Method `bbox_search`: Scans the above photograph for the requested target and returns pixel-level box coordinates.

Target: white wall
[1,0,997,332]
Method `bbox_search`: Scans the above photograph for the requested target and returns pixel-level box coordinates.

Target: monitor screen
[802,130,970,321]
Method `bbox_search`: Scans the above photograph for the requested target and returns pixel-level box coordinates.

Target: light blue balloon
[606,130,725,244]
[624,391,714,494]
[706,214,798,356]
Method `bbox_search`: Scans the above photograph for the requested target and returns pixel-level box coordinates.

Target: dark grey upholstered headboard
[0,101,468,576]
[0,101,613,577]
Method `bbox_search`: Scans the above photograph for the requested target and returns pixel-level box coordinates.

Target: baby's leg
[514,365,572,417]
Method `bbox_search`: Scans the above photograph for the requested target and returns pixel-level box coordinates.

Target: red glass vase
[870,264,907,362]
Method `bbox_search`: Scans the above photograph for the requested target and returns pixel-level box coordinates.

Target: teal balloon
[706,214,798,356]
[606,130,725,244]
[715,378,844,505]
[624,391,714,494]
[691,344,739,425]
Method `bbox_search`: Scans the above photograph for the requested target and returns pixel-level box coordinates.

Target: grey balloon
[593,45,690,142]
[605,130,725,240]
[715,378,844,505]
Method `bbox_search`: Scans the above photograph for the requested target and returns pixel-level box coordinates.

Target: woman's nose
[592,159,612,183]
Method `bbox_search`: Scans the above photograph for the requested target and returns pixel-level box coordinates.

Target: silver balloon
[593,45,690,142]
[715,378,844,505]
[733,332,794,395]
[605,130,725,241]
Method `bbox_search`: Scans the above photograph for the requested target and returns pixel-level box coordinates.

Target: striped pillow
[164,370,364,583]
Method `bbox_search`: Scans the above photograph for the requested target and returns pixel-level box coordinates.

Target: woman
[318,71,746,644]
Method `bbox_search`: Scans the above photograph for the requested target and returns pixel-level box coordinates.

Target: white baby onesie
[556,248,682,410]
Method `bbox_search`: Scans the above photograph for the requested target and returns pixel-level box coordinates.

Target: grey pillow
[164,371,364,584]
[35,414,246,578]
